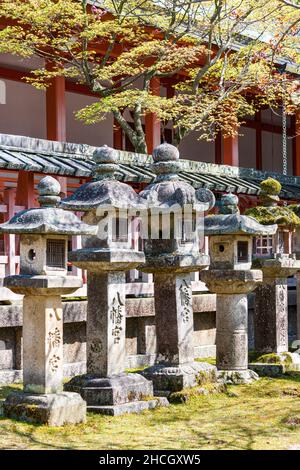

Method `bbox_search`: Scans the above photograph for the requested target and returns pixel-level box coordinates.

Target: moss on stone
[256,353,293,366]
[169,383,227,404]
[260,178,281,195]
[245,205,300,227]
[288,204,300,218]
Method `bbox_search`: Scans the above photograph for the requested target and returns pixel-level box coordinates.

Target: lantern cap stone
[140,144,215,211]
[61,146,145,211]
[205,193,277,236]
[0,176,97,236]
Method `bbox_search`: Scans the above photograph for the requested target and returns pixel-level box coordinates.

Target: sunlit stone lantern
[61,145,166,415]
[202,193,277,384]
[139,143,216,394]
[246,178,300,354]
[0,176,95,426]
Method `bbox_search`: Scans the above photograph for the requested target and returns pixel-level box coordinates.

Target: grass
[1,375,300,450]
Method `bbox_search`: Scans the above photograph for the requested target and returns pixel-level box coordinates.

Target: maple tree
[0,0,300,153]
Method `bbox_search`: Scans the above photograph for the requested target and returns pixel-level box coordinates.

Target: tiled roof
[1,133,300,200]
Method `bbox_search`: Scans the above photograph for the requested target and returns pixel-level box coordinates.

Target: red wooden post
[293,111,300,176]
[46,75,66,142]
[46,67,68,195]
[223,134,239,167]
[215,132,222,164]
[145,77,161,154]
[15,171,35,208]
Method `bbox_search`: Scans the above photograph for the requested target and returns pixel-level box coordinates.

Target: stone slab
[194,345,216,358]
[3,391,86,426]
[88,397,169,416]
[217,369,259,384]
[64,372,154,406]
[0,369,22,384]
[249,363,286,377]
[142,361,217,393]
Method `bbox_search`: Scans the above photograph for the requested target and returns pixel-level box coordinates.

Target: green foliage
[1,0,300,151]
[288,204,300,217]
[3,376,300,449]
[260,178,282,195]
[245,205,300,226]
[169,383,227,404]
[256,353,293,366]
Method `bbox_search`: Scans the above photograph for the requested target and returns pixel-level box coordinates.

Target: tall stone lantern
[61,145,166,415]
[0,176,95,426]
[246,178,300,354]
[201,193,277,384]
[139,143,216,394]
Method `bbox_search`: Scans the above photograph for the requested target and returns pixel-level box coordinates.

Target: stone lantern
[246,178,300,354]
[0,176,95,426]
[139,143,216,394]
[201,193,277,384]
[61,145,166,415]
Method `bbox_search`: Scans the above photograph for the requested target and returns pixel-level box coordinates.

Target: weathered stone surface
[89,397,169,416]
[86,271,126,376]
[153,273,194,365]
[216,293,249,371]
[249,363,286,377]
[64,372,154,406]
[4,275,82,296]
[3,391,86,426]
[0,176,96,236]
[142,362,216,394]
[254,278,288,353]
[217,369,259,384]
[69,248,144,272]
[201,269,262,294]
[22,294,63,394]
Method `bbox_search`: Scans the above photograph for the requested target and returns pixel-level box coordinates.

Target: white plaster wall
[178,131,215,163]
[238,126,256,169]
[262,131,293,175]
[0,79,46,139]
[66,92,113,147]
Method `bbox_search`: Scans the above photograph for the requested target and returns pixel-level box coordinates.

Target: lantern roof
[205,193,277,236]
[0,176,96,236]
[139,143,215,211]
[61,145,145,211]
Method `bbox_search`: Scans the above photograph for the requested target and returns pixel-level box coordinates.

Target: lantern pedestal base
[217,369,259,385]
[142,362,217,395]
[3,391,86,426]
[64,372,167,415]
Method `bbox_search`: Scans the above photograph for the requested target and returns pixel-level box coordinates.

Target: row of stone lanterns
[0,143,287,426]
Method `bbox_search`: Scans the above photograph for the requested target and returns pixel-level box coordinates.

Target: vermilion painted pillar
[15,171,35,208]
[293,111,300,176]
[46,70,67,196]
[223,134,239,167]
[145,77,161,154]
[215,132,222,165]
[46,75,66,142]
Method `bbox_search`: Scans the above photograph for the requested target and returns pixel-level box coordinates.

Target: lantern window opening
[237,241,249,263]
[111,217,128,243]
[46,239,66,269]
[254,235,274,257]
